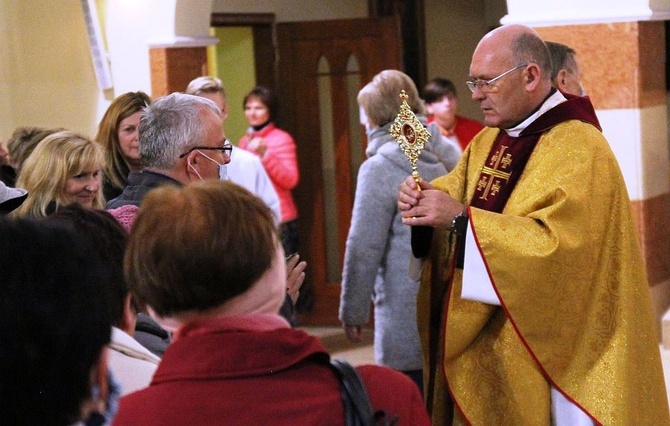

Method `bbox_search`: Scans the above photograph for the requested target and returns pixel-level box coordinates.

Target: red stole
[469,94,600,213]
[410,94,600,258]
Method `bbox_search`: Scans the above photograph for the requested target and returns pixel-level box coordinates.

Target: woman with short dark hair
[239,86,300,256]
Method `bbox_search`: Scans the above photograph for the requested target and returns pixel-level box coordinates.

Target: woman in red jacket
[239,86,299,255]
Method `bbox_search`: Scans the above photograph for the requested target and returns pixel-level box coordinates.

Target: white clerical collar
[504,90,567,137]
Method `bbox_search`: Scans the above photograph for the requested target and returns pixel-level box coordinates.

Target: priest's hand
[397,175,432,211]
[399,175,464,229]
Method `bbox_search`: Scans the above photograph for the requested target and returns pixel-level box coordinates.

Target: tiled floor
[302,326,670,409]
[299,326,375,365]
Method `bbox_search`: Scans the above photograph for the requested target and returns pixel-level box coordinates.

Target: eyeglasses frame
[466,63,529,93]
[179,143,233,159]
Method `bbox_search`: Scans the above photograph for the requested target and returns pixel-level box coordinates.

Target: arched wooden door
[277,17,402,325]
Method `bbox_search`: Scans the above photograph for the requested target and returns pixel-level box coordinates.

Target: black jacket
[106,170,181,209]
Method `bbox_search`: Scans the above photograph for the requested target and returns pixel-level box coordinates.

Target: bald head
[475,25,552,83]
[469,25,553,129]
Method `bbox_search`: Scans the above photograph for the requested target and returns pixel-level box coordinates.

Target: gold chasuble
[418,94,669,425]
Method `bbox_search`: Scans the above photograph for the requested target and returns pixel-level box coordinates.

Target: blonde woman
[95,91,151,200]
[13,131,105,218]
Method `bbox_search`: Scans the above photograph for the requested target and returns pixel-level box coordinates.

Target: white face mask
[188,150,228,180]
[364,122,374,136]
[359,106,376,136]
[217,163,228,180]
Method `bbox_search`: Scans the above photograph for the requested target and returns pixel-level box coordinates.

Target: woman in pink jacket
[239,86,300,255]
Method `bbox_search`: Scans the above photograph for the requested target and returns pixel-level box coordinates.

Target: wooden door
[277,17,403,325]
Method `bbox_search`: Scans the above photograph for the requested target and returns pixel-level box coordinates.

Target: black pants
[280,219,314,313]
[279,219,299,256]
[402,369,424,397]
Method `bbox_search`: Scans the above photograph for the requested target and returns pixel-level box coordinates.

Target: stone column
[502,0,670,338]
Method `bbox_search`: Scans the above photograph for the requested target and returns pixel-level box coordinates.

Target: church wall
[0,0,101,139]
[0,0,499,142]
[424,0,508,121]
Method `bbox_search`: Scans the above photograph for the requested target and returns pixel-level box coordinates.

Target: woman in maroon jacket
[114,180,430,425]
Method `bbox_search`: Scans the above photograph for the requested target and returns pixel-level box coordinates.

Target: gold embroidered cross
[477,146,513,200]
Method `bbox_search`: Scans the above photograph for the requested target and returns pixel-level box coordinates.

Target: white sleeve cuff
[461,219,501,305]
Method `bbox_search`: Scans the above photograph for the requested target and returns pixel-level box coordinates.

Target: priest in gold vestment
[398,24,669,425]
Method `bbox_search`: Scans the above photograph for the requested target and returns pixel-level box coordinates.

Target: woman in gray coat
[339,70,460,391]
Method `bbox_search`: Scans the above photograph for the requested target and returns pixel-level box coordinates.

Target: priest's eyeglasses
[179,143,233,158]
[466,63,528,93]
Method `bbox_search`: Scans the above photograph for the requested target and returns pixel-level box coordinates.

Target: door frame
[210,13,409,325]
[210,13,278,92]
[276,17,403,325]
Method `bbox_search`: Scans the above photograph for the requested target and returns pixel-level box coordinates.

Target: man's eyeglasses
[466,63,528,93]
[179,144,233,158]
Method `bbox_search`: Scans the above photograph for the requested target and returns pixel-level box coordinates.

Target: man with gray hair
[106,92,231,209]
[185,75,282,223]
[546,41,585,96]
[106,92,233,357]
[106,92,303,352]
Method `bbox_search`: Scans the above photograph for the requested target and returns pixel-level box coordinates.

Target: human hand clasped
[397,175,464,229]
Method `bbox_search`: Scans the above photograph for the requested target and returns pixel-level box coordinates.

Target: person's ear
[556,69,569,92]
[425,103,434,115]
[120,293,137,335]
[523,63,541,91]
[184,149,201,179]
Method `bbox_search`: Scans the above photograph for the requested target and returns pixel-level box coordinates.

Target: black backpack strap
[330,359,377,426]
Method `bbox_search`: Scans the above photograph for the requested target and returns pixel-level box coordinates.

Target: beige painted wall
[0,1,17,139]
[424,0,507,120]
[0,0,101,140]
[0,0,367,142]
[0,0,502,142]
[211,27,256,143]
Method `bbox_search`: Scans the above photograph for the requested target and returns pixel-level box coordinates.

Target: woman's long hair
[95,91,151,191]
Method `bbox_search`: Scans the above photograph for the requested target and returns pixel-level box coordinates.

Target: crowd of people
[0,23,667,425]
